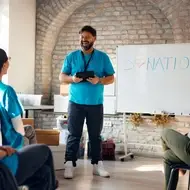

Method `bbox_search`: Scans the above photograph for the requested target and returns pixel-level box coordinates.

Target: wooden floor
[56,157,188,190]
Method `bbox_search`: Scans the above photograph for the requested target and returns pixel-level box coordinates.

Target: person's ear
[3,62,8,71]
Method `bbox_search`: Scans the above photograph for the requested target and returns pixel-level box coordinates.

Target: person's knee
[89,135,101,141]
[161,128,173,140]
[39,144,51,152]
[68,133,81,142]
[32,144,52,158]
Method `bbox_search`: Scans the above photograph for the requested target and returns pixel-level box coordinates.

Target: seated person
[0,144,58,190]
[161,128,190,190]
[0,48,36,149]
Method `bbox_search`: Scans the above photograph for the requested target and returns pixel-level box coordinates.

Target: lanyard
[81,49,94,71]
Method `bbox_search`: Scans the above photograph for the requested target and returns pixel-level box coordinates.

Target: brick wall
[51,0,175,94]
[35,0,190,156]
[34,111,189,157]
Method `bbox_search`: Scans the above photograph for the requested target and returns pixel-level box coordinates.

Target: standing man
[59,25,115,179]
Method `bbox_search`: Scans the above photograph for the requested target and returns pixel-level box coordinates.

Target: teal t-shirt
[0,81,24,149]
[0,153,18,175]
[61,49,115,105]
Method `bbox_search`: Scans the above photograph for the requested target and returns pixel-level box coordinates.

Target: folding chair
[167,164,190,190]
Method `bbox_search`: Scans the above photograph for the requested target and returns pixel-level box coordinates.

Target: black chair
[167,164,190,190]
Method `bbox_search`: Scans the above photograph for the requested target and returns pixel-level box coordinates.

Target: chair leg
[167,168,177,190]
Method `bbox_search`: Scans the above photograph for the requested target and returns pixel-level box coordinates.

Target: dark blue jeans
[15,144,56,190]
[65,101,103,165]
[0,162,18,190]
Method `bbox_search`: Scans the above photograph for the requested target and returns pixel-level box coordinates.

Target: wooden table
[23,105,54,118]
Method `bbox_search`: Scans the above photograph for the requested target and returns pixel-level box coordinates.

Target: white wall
[0,0,9,84]
[0,0,9,51]
[8,0,36,93]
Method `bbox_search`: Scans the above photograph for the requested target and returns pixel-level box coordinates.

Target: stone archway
[149,0,190,42]
[35,0,190,103]
[35,0,91,103]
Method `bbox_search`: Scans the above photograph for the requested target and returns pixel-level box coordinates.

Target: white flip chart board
[104,83,115,96]
[116,44,190,115]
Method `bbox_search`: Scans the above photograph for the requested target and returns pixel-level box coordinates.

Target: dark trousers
[161,128,190,190]
[0,162,18,190]
[65,101,103,165]
[15,144,56,190]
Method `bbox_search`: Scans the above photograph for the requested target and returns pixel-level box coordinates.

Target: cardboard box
[35,129,60,146]
[22,118,34,128]
[60,84,69,95]
[22,118,60,145]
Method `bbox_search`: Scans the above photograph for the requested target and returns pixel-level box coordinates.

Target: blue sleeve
[4,86,24,119]
[61,55,71,75]
[103,54,115,76]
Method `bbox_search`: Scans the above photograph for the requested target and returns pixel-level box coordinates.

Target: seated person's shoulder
[0,83,14,93]
[0,84,17,100]
[5,85,16,96]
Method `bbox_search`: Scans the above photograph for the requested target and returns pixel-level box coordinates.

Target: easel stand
[119,113,134,162]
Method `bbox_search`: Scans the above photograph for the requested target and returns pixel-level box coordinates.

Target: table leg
[25,110,29,118]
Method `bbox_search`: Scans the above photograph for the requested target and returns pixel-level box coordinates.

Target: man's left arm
[99,75,114,85]
[99,54,115,85]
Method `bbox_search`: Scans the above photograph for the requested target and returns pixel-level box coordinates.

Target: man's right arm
[59,54,82,84]
[59,73,83,84]
[59,73,73,84]
[59,55,73,84]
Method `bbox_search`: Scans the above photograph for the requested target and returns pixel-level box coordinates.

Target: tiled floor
[55,156,190,190]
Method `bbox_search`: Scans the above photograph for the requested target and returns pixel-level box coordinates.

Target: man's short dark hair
[79,25,97,37]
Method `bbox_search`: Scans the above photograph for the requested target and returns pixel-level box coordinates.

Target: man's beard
[81,41,94,51]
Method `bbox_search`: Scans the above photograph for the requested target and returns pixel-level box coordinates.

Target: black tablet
[76,71,95,81]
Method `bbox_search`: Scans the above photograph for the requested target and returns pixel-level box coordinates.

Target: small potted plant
[129,113,144,126]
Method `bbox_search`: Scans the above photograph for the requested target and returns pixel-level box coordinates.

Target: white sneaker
[93,161,110,178]
[18,186,29,190]
[64,161,74,179]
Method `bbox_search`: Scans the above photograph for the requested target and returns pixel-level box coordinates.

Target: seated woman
[0,48,26,149]
[0,144,58,190]
[161,128,190,190]
[0,49,59,189]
